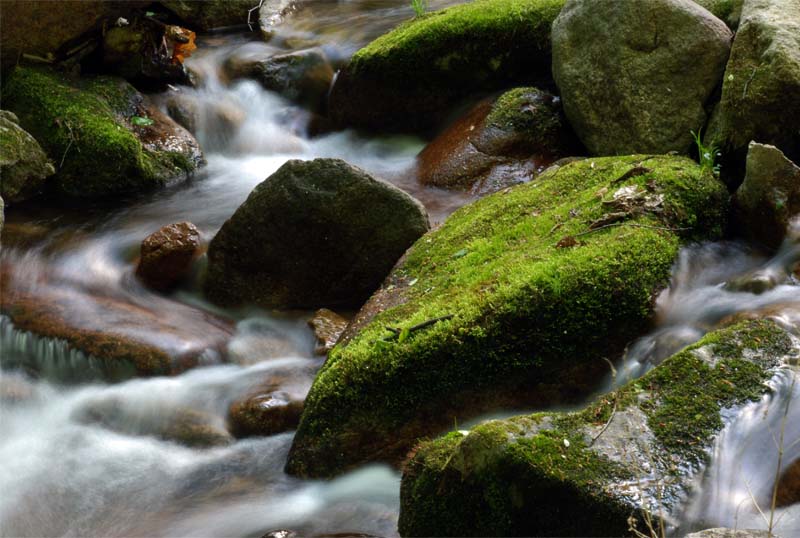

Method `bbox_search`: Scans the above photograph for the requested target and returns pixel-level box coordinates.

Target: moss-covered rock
[1,66,202,199]
[160,0,255,30]
[399,320,796,537]
[706,0,800,169]
[285,154,728,478]
[417,87,578,194]
[0,110,54,203]
[552,0,732,156]
[694,0,744,28]
[328,0,565,133]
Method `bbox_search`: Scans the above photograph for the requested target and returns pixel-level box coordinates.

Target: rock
[136,222,201,292]
[228,391,304,438]
[328,0,565,133]
[258,0,297,40]
[0,257,234,379]
[706,0,800,167]
[0,195,4,238]
[776,458,800,508]
[685,530,772,538]
[694,0,744,28]
[160,0,256,30]
[75,398,232,448]
[205,158,430,310]
[284,155,728,478]
[399,320,795,536]
[417,87,577,193]
[308,308,348,356]
[552,0,732,155]
[0,1,148,73]
[102,20,194,85]
[165,93,245,147]
[0,110,54,203]
[734,142,800,249]
[1,67,203,199]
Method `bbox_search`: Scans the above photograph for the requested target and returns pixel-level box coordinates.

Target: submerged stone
[399,320,795,537]
[552,0,732,155]
[136,221,202,292]
[285,155,728,478]
[1,66,203,199]
[328,0,565,133]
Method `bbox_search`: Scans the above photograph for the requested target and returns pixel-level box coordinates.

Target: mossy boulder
[706,0,800,167]
[0,110,54,203]
[328,0,565,133]
[552,0,732,156]
[1,66,202,199]
[285,154,728,478]
[399,320,795,537]
[205,158,430,310]
[734,142,800,249]
[694,0,744,28]
[417,87,578,194]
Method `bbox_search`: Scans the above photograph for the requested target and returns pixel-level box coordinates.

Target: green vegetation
[691,129,721,177]
[410,0,428,18]
[1,66,195,198]
[399,320,792,536]
[286,155,728,478]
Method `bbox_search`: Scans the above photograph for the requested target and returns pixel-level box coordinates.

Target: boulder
[160,0,256,30]
[228,391,304,438]
[205,158,430,310]
[285,155,728,478]
[328,0,565,133]
[308,308,348,356]
[417,87,577,194]
[258,0,297,40]
[776,458,800,508]
[552,0,732,155]
[694,0,744,28]
[399,320,795,537]
[686,530,771,538]
[734,142,800,248]
[1,66,203,199]
[706,0,800,167]
[0,110,54,203]
[136,222,202,292]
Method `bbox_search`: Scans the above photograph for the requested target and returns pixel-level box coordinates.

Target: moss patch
[286,155,728,478]
[1,66,195,198]
[399,320,793,536]
[329,0,565,132]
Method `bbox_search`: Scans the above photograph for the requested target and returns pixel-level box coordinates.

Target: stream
[1,2,799,536]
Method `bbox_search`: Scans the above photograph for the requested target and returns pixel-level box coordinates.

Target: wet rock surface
[205,158,430,310]
[0,110,54,203]
[308,308,348,356]
[417,87,576,194]
[136,221,201,292]
[160,0,256,31]
[552,0,732,155]
[228,391,304,438]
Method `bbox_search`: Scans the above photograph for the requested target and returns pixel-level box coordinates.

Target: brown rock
[136,222,201,292]
[308,308,348,355]
[417,88,576,195]
[228,391,304,438]
[776,457,800,507]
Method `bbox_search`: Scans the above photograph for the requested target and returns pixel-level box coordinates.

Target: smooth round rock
[136,221,201,292]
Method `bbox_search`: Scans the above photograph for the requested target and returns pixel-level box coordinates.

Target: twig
[247,0,265,31]
[590,399,617,447]
[768,370,796,536]
[384,314,454,341]
[573,222,691,239]
[742,67,757,100]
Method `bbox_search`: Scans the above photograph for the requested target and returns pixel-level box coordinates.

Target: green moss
[400,320,791,536]
[287,155,728,477]
[0,66,192,198]
[352,0,562,78]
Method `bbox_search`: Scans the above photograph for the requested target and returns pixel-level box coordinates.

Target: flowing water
[1,2,800,536]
